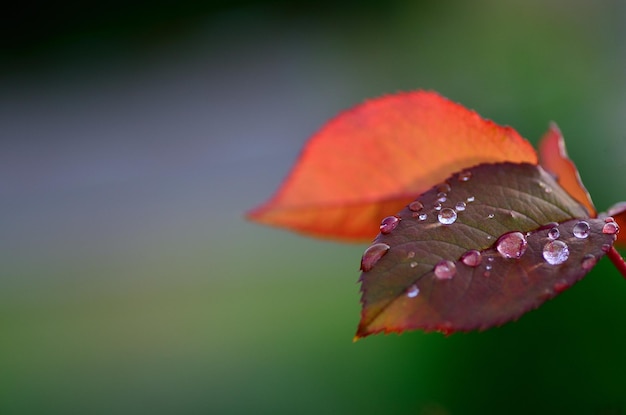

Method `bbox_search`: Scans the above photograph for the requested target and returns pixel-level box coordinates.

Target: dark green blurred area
[2,1,626,414]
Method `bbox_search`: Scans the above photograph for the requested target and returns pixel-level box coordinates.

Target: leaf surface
[357,162,618,338]
[538,123,596,216]
[248,91,538,241]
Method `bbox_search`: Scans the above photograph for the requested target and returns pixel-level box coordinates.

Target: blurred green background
[2,1,626,413]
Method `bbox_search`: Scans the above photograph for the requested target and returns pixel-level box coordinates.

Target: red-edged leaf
[356,162,619,338]
[248,91,537,241]
[538,123,596,216]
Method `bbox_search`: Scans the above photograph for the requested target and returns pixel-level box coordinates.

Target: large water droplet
[434,260,456,280]
[602,222,619,235]
[438,208,457,225]
[409,201,424,212]
[542,240,570,265]
[547,227,560,240]
[380,216,400,234]
[496,231,528,259]
[581,254,597,270]
[572,221,590,239]
[455,202,466,212]
[458,171,472,182]
[361,243,390,272]
[406,285,420,298]
[461,250,482,267]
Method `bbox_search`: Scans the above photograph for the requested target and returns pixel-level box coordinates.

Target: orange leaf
[538,123,596,217]
[248,91,538,241]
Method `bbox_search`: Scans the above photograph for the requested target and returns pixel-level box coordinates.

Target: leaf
[247,91,537,241]
[357,162,619,338]
[538,123,596,216]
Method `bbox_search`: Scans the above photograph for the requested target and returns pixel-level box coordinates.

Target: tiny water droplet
[602,222,619,235]
[361,243,390,272]
[461,250,482,267]
[466,196,475,203]
[547,227,560,240]
[581,254,597,270]
[542,240,570,265]
[434,260,456,280]
[487,213,495,219]
[406,285,420,298]
[458,171,472,182]
[410,261,418,268]
[433,202,442,211]
[605,217,615,223]
[409,201,424,212]
[437,192,447,203]
[418,213,428,221]
[601,243,612,252]
[573,221,590,239]
[544,187,552,194]
[455,202,466,212]
[486,235,493,240]
[485,264,493,271]
[437,183,451,193]
[487,257,494,262]
[380,216,400,234]
[438,208,457,225]
[407,251,415,259]
[496,231,528,259]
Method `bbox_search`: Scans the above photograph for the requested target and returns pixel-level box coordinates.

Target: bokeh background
[3,1,626,413]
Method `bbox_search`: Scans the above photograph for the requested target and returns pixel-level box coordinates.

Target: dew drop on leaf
[602,243,612,252]
[572,221,590,239]
[406,285,420,298]
[407,251,415,259]
[547,227,560,240]
[361,243,390,272]
[455,202,466,211]
[380,216,400,234]
[496,231,528,259]
[461,250,482,267]
[466,196,475,203]
[410,261,418,268]
[581,254,597,270]
[542,240,570,265]
[487,213,495,219]
[458,171,472,182]
[434,203,442,211]
[437,183,451,193]
[434,260,456,280]
[437,193,447,203]
[418,213,428,221]
[602,221,619,235]
[438,208,457,225]
[409,201,424,212]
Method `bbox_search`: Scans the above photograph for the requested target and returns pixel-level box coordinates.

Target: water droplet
[434,260,456,280]
[458,171,472,182]
[455,202,466,212]
[437,183,451,193]
[544,187,552,194]
[496,231,528,259]
[572,221,590,239]
[380,216,400,234]
[433,202,442,211]
[601,243,612,252]
[486,235,493,240]
[487,213,495,219]
[602,222,619,235]
[361,243,390,272]
[542,240,570,265]
[410,261,418,268]
[438,208,457,225]
[437,192,447,203]
[485,263,493,270]
[418,213,428,221]
[406,285,420,298]
[407,251,415,259]
[466,196,475,203]
[581,254,597,270]
[605,217,615,223]
[547,227,560,240]
[461,250,482,267]
[409,201,424,212]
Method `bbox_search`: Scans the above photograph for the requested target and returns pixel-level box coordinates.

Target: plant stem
[607,246,626,280]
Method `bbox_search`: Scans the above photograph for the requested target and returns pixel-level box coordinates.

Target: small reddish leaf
[538,123,596,216]
[356,162,617,338]
[248,91,537,241]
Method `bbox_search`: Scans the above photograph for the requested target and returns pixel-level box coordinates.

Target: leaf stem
[607,246,626,280]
